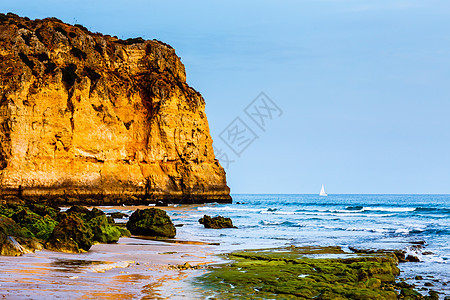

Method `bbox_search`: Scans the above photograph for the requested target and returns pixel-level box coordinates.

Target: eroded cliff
[0,13,231,204]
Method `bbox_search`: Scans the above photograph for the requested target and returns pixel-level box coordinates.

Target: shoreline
[1,200,448,298]
[0,234,445,299]
[0,237,223,299]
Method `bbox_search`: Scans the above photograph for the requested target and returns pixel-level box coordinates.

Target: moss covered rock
[46,214,93,253]
[117,227,131,237]
[196,246,404,299]
[0,204,17,218]
[126,208,176,238]
[108,212,128,219]
[0,216,42,255]
[88,215,121,244]
[28,204,59,219]
[198,215,236,229]
[12,209,58,240]
[65,205,104,221]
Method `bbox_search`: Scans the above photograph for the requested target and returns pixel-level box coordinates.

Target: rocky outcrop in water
[198,214,236,229]
[0,13,230,204]
[127,208,176,238]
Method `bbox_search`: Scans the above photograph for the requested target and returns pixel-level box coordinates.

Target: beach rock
[155,200,168,207]
[400,288,421,298]
[65,206,104,221]
[426,290,439,300]
[0,196,25,206]
[117,227,131,237]
[406,254,420,262]
[199,247,402,299]
[108,212,127,219]
[46,214,93,253]
[198,215,236,229]
[0,233,25,256]
[28,204,59,219]
[12,209,58,240]
[0,13,230,204]
[366,278,382,289]
[87,215,121,244]
[0,216,42,255]
[126,208,176,238]
[0,204,17,218]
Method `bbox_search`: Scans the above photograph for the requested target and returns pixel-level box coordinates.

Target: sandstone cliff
[0,13,231,204]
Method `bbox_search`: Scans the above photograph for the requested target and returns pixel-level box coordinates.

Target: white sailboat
[319,184,328,196]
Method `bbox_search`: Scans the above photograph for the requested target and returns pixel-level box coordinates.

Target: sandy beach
[0,236,221,299]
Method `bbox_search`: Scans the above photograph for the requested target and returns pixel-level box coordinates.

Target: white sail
[320,184,327,196]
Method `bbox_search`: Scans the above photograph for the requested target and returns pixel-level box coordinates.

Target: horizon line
[230,193,450,196]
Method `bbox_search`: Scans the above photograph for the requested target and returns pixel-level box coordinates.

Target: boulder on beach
[64,206,125,244]
[198,215,236,229]
[0,201,130,255]
[46,214,94,253]
[12,209,58,240]
[88,215,121,244]
[0,233,25,256]
[0,216,43,255]
[126,208,176,238]
[65,205,104,221]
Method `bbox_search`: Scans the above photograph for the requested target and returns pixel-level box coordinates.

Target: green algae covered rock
[198,215,236,229]
[0,216,43,255]
[65,205,104,221]
[1,202,127,255]
[46,214,93,253]
[196,246,405,299]
[88,215,121,244]
[28,204,59,219]
[63,206,123,244]
[117,227,131,237]
[0,204,17,218]
[127,208,176,238]
[12,209,58,240]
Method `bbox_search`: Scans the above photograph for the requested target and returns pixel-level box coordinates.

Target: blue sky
[3,0,450,194]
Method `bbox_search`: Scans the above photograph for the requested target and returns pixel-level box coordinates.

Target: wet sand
[0,237,221,299]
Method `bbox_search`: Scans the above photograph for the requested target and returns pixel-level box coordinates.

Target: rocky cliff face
[0,13,231,204]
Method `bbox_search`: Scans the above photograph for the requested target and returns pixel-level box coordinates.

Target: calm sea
[165,194,450,296]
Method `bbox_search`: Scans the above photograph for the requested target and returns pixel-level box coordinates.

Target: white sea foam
[404,246,447,264]
[337,207,415,213]
[362,207,416,212]
[346,227,389,234]
[261,220,283,225]
[88,261,134,273]
[198,206,265,213]
[260,211,296,215]
[395,228,410,234]
[260,211,394,218]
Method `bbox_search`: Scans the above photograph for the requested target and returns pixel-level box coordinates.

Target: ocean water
[165,194,450,296]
